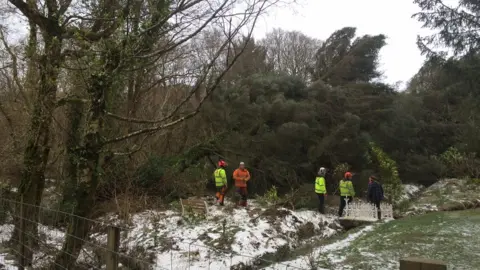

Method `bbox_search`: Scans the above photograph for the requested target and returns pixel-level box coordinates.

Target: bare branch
[136,0,204,38]
[105,22,242,124]
[137,0,231,59]
[8,0,61,33]
[0,28,31,109]
[58,0,73,16]
[55,96,89,107]
[45,0,58,16]
[62,0,131,41]
[0,100,20,151]
[112,134,153,156]
[103,0,267,145]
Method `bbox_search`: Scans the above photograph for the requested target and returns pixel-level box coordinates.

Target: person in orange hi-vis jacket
[233,162,250,207]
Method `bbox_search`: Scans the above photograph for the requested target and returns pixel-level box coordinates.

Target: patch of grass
[256,223,368,268]
[254,244,292,268]
[395,199,412,213]
[182,209,207,225]
[297,222,315,240]
[467,178,480,185]
[320,209,480,269]
[198,224,241,252]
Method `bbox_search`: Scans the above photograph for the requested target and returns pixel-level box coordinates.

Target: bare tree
[261,28,322,81]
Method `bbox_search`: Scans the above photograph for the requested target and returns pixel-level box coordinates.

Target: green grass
[315,209,480,269]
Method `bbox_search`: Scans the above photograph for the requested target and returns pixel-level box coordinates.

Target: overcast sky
[253,0,431,88]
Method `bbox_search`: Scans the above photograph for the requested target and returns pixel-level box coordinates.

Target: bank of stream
[265,209,480,269]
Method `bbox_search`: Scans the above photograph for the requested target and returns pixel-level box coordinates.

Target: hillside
[0,199,343,269]
[0,180,478,269]
[267,209,480,270]
[403,178,480,216]
[266,179,480,269]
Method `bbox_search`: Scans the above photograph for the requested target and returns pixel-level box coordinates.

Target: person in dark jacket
[367,175,384,220]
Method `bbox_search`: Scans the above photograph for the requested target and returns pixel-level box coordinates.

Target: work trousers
[236,187,248,207]
[215,185,227,205]
[372,200,381,220]
[317,194,325,214]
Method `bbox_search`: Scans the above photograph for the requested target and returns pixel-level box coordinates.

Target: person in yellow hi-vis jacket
[315,167,327,214]
[338,172,355,217]
[214,160,228,206]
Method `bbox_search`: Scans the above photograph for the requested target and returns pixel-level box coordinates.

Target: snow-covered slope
[399,184,423,202]
[0,200,343,269]
[104,201,342,269]
[4,181,462,269]
[264,224,377,270]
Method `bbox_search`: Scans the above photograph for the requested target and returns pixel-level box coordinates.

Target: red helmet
[344,172,352,179]
[218,160,227,167]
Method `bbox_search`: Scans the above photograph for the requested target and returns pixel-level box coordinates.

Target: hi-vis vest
[214,168,227,187]
[315,177,326,194]
[339,179,355,197]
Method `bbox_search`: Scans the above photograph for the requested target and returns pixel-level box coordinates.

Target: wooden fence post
[400,257,447,270]
[106,226,120,270]
[18,195,25,270]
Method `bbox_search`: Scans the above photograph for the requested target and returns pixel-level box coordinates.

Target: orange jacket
[233,168,250,188]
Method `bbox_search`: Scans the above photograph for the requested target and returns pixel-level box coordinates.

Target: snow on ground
[0,179,476,269]
[0,254,16,270]
[399,184,423,202]
[264,225,377,269]
[0,199,343,269]
[94,200,342,269]
[0,223,65,269]
[0,225,17,269]
[0,225,13,242]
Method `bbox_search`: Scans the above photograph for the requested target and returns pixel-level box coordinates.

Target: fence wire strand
[0,197,308,269]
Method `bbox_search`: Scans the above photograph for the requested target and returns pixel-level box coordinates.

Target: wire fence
[0,197,308,270]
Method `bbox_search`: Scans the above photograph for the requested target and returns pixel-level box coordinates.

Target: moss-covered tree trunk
[13,31,62,265]
[60,82,86,214]
[54,49,117,268]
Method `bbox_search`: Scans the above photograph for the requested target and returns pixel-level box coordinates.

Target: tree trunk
[60,99,85,213]
[13,31,62,265]
[60,69,86,214]
[54,51,117,268]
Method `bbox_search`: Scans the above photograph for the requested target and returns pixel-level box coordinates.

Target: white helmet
[318,167,326,175]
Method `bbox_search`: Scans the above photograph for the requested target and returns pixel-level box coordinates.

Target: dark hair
[370,175,377,181]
